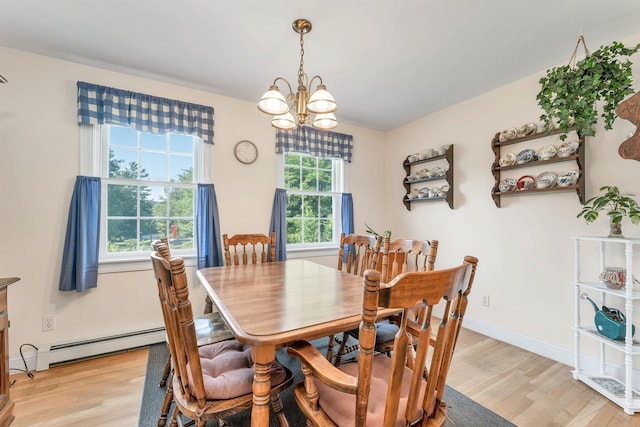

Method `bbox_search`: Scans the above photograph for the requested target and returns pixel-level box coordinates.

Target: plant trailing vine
[537,37,640,141]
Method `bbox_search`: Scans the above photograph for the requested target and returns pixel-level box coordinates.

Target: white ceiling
[2,1,640,130]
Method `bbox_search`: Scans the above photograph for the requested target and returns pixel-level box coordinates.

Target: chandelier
[257,19,338,130]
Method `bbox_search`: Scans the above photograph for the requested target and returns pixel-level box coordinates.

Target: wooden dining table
[196,259,395,427]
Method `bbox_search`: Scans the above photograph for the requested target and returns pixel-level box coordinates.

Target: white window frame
[276,153,349,258]
[80,124,211,272]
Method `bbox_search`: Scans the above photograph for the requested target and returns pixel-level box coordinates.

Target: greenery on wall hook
[537,37,640,141]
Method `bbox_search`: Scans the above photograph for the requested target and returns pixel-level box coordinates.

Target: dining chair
[287,255,478,427]
[223,232,276,266]
[329,233,382,365]
[336,236,440,365]
[327,233,382,365]
[203,232,277,314]
[375,237,439,358]
[151,251,294,427]
[151,239,234,427]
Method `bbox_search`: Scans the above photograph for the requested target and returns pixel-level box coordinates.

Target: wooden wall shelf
[490,126,585,207]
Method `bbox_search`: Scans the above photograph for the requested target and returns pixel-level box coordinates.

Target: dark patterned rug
[138,339,516,427]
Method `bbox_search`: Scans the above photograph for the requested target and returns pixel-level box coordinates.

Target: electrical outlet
[42,315,56,331]
[481,295,490,307]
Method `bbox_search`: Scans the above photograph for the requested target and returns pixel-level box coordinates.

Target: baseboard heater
[35,327,166,371]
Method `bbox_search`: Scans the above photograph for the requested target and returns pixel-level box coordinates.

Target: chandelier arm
[272,77,293,96]
[308,75,324,89]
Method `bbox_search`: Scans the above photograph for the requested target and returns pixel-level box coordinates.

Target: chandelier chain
[298,31,305,87]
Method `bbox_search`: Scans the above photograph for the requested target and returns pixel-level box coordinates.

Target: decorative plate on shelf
[499,153,517,167]
[498,178,517,192]
[537,145,557,160]
[415,168,429,179]
[535,172,558,189]
[557,140,579,157]
[516,175,535,191]
[516,148,537,164]
[518,122,538,137]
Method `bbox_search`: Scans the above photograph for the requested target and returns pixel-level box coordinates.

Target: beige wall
[4,31,640,367]
[385,33,640,363]
[0,46,386,357]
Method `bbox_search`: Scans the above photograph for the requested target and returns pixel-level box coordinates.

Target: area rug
[139,339,516,427]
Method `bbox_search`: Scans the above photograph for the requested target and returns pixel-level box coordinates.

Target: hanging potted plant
[537,37,640,141]
[577,186,640,237]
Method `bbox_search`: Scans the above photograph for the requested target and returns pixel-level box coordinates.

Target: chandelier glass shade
[258,19,338,130]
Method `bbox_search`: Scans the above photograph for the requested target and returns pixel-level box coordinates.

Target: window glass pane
[319,219,333,242]
[286,219,302,244]
[139,219,163,250]
[303,195,319,218]
[318,158,332,169]
[303,219,319,243]
[170,219,194,249]
[109,148,139,179]
[110,126,137,148]
[286,194,302,218]
[168,187,194,217]
[318,169,332,192]
[140,132,165,150]
[140,151,167,181]
[285,166,301,190]
[107,184,137,216]
[301,168,317,191]
[170,155,193,182]
[301,156,316,168]
[107,219,137,253]
[319,196,333,217]
[285,154,301,166]
[170,134,194,154]
[145,185,167,217]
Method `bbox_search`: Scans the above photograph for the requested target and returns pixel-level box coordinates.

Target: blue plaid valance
[276,126,353,162]
[77,81,215,144]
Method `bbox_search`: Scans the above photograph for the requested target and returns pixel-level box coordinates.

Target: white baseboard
[463,316,640,383]
[10,327,166,373]
[463,316,574,366]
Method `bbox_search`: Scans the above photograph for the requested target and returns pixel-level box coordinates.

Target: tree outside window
[283,153,339,245]
[104,125,196,255]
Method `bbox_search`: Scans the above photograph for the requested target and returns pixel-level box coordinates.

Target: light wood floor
[8,328,640,426]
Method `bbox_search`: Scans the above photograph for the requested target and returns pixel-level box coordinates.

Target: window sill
[99,254,197,273]
[286,246,339,259]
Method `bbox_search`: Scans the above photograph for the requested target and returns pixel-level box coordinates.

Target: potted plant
[537,39,640,141]
[577,185,640,237]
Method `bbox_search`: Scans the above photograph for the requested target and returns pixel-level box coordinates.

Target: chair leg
[326,334,335,362]
[204,295,213,314]
[169,406,180,427]
[271,391,290,427]
[159,371,174,427]
[335,331,359,367]
[160,354,171,387]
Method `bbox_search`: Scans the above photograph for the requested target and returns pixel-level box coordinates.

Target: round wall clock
[233,140,258,164]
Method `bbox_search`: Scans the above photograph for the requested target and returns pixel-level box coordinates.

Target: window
[83,124,205,267]
[280,153,345,250]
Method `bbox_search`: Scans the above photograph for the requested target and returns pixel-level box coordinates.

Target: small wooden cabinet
[402,144,454,210]
[490,127,585,207]
[0,278,18,427]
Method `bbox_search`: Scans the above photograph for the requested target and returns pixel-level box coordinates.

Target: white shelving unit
[572,235,640,415]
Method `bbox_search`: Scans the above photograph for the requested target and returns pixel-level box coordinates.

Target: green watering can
[581,293,635,341]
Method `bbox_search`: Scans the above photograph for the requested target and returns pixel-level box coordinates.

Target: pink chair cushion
[187,339,287,400]
[315,355,426,427]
